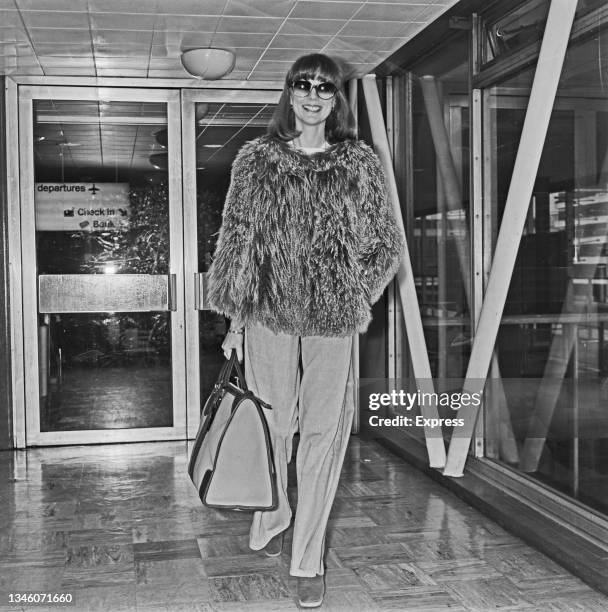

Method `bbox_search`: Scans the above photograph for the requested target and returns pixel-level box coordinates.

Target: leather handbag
[188,350,277,511]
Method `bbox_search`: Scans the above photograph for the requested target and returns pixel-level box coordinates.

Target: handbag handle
[227,349,247,390]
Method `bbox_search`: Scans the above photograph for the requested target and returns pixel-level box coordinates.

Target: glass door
[19,87,186,445]
[181,90,281,437]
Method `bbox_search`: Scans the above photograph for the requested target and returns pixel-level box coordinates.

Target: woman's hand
[221,329,244,362]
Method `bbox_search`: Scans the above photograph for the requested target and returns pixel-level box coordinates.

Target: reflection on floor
[41,365,172,431]
[1,438,607,611]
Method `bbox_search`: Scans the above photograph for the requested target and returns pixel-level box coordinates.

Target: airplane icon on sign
[88,184,100,195]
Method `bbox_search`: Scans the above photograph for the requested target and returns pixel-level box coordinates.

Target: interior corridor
[1,437,606,611]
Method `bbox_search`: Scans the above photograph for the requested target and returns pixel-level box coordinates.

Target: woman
[207,53,403,608]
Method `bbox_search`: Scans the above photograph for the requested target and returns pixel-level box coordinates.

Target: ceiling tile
[29,28,92,43]
[247,69,287,80]
[280,18,344,36]
[216,16,284,34]
[95,44,152,57]
[0,10,23,27]
[325,49,374,63]
[20,10,90,28]
[16,0,88,9]
[290,1,363,20]
[96,68,148,76]
[34,41,91,56]
[155,0,226,14]
[355,2,427,22]
[39,56,94,67]
[43,66,96,75]
[0,27,29,42]
[159,15,219,31]
[13,65,45,75]
[95,57,148,69]
[222,71,252,80]
[233,57,259,71]
[90,13,158,31]
[209,32,275,48]
[148,68,189,78]
[339,20,418,37]
[326,35,407,52]
[270,33,333,48]
[152,31,214,48]
[149,45,172,58]
[252,60,295,72]
[0,58,18,73]
[262,47,328,62]
[87,0,158,13]
[229,47,267,61]
[93,30,153,45]
[148,58,183,70]
[224,0,296,19]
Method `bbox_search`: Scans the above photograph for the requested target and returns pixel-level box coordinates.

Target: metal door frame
[17,85,187,446]
[180,88,282,439]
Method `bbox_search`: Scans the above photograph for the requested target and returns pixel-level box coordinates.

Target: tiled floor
[1,437,607,611]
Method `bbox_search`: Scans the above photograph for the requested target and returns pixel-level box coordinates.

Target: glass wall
[408,35,471,383]
[485,3,608,514]
[366,0,608,519]
[360,32,472,445]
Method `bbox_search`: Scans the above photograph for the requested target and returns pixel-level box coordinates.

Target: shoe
[297,575,325,608]
[263,532,284,557]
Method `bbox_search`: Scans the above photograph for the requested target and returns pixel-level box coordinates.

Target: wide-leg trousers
[244,323,355,577]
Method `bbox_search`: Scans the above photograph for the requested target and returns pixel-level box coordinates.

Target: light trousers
[244,323,355,577]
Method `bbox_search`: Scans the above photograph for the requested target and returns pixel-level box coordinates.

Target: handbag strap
[216,355,234,389]
[227,349,247,390]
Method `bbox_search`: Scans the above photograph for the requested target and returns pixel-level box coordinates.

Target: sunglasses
[290,79,338,100]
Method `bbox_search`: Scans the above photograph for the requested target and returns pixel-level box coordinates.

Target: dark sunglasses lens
[292,80,312,96]
[317,83,337,99]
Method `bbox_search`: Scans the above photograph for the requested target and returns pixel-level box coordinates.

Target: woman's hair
[267,53,357,143]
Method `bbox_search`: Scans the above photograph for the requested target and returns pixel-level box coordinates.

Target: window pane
[34,99,173,431]
[485,8,608,514]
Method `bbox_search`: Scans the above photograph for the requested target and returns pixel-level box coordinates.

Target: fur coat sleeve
[357,148,404,304]
[206,144,255,324]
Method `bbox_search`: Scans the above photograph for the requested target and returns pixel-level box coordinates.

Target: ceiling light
[196,104,209,120]
[181,48,235,80]
[149,153,168,170]
[202,144,222,148]
[154,128,168,148]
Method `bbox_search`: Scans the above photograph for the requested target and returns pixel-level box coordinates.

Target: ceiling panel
[89,13,158,31]
[291,2,364,20]
[0,0,458,80]
[20,10,90,28]
[225,0,295,19]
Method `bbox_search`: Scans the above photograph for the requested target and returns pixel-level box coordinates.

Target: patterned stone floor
[0,437,607,611]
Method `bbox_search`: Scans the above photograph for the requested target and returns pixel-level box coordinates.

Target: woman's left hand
[221,330,244,362]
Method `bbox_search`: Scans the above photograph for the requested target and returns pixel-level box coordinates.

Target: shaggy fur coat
[207,135,404,337]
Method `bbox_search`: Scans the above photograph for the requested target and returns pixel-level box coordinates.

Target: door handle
[167,274,177,311]
[194,272,209,310]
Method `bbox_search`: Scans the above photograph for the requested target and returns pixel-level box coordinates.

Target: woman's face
[289,77,335,130]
